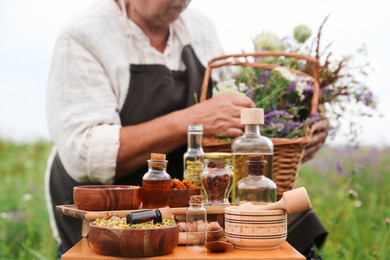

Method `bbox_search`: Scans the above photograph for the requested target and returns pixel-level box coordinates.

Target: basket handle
[200,51,320,116]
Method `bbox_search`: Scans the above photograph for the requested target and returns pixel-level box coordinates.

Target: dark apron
[50,44,211,254]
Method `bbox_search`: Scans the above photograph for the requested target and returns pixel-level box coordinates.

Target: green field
[0,140,389,259]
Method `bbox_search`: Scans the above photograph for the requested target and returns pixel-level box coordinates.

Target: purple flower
[286,80,297,93]
[244,85,254,100]
[259,70,271,84]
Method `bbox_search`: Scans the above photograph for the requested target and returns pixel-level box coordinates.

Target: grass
[0,140,389,259]
[0,140,56,260]
[298,146,390,259]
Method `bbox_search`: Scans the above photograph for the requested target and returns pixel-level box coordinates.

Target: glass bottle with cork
[231,108,274,203]
[183,124,204,188]
[186,195,207,251]
[142,153,171,209]
[236,156,277,205]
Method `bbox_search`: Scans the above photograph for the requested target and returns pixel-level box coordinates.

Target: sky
[0,0,389,146]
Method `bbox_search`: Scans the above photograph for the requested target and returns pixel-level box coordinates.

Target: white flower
[293,25,312,43]
[295,80,307,101]
[22,193,33,202]
[274,67,296,82]
[213,79,245,97]
[253,31,284,51]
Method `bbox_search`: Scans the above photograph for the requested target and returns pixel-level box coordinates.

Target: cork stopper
[151,153,166,160]
[149,153,167,168]
[189,195,204,204]
[241,108,264,125]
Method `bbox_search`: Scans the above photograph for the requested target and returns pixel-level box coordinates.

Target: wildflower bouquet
[212,16,377,142]
[213,66,319,139]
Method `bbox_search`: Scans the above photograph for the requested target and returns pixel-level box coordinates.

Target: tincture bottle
[186,195,207,251]
[231,108,274,203]
[126,208,173,224]
[127,209,162,225]
[142,153,171,209]
[236,157,277,205]
[183,124,205,188]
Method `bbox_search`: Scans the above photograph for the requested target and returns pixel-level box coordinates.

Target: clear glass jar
[142,153,171,209]
[236,157,277,205]
[183,124,205,188]
[231,108,273,203]
[201,153,233,205]
[186,195,207,251]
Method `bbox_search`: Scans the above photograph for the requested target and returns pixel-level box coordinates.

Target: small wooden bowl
[89,224,179,257]
[169,188,201,208]
[73,185,141,211]
[225,206,287,250]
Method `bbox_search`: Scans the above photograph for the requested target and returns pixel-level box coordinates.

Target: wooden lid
[241,108,264,125]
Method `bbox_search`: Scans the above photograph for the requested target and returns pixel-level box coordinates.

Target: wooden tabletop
[63,238,304,260]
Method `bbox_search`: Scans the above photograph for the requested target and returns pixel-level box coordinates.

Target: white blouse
[45,0,224,185]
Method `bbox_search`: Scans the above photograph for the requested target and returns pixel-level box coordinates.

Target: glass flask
[231,108,273,202]
[236,157,277,205]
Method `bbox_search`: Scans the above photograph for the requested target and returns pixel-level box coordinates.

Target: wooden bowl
[73,185,141,211]
[224,206,287,250]
[89,224,179,257]
[169,188,201,208]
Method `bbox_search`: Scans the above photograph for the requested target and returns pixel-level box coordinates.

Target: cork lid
[149,153,167,168]
[189,195,204,204]
[241,108,264,125]
[150,153,166,160]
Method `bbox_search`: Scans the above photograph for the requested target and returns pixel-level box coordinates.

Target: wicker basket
[199,51,322,197]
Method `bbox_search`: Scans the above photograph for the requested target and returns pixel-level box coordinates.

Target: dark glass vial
[126,209,162,225]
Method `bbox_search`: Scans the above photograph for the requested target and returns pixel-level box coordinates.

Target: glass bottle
[186,195,207,251]
[127,207,173,224]
[183,124,204,188]
[236,157,277,205]
[201,153,233,205]
[231,108,274,203]
[127,209,162,225]
[142,153,171,209]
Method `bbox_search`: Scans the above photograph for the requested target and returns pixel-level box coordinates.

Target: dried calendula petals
[171,178,198,190]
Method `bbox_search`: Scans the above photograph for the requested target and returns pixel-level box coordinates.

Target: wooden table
[63,238,305,260]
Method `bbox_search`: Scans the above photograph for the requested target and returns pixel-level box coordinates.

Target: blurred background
[0,0,389,145]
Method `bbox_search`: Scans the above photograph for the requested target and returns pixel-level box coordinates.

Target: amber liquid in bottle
[142,153,171,209]
[142,179,171,209]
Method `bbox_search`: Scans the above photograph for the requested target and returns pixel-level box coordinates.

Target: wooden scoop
[239,187,311,214]
[205,241,233,252]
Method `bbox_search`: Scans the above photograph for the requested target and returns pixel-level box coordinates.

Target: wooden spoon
[239,187,311,214]
[205,241,233,252]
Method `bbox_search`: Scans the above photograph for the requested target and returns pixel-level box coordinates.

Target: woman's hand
[184,94,256,138]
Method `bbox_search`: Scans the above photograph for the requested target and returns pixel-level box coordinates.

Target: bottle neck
[147,160,167,172]
[244,124,261,137]
[187,132,203,150]
[189,202,205,209]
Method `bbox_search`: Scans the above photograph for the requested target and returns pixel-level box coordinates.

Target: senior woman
[45,0,254,255]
